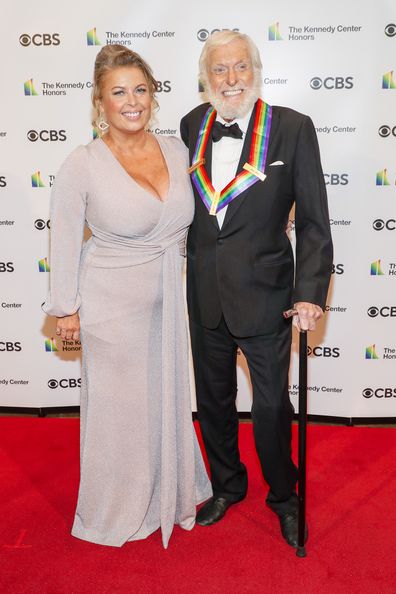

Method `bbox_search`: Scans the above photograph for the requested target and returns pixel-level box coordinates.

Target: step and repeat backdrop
[1,0,395,416]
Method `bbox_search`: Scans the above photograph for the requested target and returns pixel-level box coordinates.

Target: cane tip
[296,546,307,558]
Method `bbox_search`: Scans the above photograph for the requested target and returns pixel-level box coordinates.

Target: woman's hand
[56,313,80,341]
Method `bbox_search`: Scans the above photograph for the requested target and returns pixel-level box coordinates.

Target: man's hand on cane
[292,302,323,332]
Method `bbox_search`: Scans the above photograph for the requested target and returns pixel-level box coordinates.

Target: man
[180,30,333,548]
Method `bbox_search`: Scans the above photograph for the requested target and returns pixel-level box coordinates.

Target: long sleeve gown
[43,135,212,548]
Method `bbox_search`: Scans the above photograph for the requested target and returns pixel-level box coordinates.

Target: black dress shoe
[196,497,236,526]
[278,511,308,548]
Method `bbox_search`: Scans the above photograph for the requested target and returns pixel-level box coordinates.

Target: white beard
[206,84,261,121]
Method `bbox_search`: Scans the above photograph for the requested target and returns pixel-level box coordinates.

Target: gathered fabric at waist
[83,226,187,269]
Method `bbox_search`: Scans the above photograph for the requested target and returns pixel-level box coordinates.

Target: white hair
[198,30,263,94]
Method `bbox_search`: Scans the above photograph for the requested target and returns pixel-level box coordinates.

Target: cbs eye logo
[310,76,353,90]
[34,219,50,230]
[19,34,32,46]
[48,378,81,389]
[385,24,396,37]
[373,219,385,231]
[27,130,39,141]
[197,28,239,42]
[373,219,396,231]
[310,77,322,90]
[27,130,66,142]
[378,125,396,138]
[197,29,209,42]
[307,346,340,358]
[362,387,396,398]
[362,388,374,398]
[367,306,396,318]
[19,33,60,46]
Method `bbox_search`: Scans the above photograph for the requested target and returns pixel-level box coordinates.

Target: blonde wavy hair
[91,44,159,132]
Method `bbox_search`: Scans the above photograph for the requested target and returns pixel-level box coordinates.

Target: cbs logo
[48,378,81,389]
[378,125,396,138]
[332,264,344,275]
[310,77,354,90]
[363,387,396,398]
[367,306,396,318]
[34,219,50,230]
[324,173,349,185]
[373,219,395,231]
[0,341,22,352]
[384,24,396,37]
[27,130,66,142]
[0,262,14,272]
[197,28,239,42]
[19,33,60,46]
[307,346,340,358]
[156,81,171,93]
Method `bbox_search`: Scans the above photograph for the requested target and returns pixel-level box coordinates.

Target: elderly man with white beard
[180,30,333,548]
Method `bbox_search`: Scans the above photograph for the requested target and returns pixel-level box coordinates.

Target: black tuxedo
[180,101,333,507]
[181,102,332,336]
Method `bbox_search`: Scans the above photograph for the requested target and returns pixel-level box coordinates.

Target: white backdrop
[1,0,395,416]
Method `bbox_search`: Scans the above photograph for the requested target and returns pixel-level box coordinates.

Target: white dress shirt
[212,109,253,229]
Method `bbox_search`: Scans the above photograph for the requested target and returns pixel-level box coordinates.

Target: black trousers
[190,316,298,514]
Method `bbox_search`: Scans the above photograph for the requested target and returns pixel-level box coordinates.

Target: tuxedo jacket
[180,101,333,337]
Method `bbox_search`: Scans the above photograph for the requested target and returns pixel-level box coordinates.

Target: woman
[43,45,212,548]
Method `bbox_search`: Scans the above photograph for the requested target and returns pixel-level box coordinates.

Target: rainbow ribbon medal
[188,99,272,216]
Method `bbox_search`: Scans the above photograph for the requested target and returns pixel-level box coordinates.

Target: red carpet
[1,419,396,594]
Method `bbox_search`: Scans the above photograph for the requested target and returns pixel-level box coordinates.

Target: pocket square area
[269,161,285,166]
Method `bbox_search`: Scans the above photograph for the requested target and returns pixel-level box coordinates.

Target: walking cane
[283,309,308,558]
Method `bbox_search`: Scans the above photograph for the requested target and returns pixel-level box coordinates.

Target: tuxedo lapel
[221,102,280,230]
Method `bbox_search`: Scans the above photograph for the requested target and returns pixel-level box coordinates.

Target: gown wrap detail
[43,136,212,548]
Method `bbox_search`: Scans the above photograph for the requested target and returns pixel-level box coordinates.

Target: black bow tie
[211,121,243,143]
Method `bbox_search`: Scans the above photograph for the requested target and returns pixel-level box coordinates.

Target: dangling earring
[147,98,159,130]
[97,113,109,132]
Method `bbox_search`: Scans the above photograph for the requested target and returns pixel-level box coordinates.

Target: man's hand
[292,302,323,332]
[56,312,80,341]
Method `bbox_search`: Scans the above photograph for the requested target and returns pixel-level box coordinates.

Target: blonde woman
[43,45,211,548]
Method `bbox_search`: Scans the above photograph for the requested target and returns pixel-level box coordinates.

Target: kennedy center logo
[87,28,101,46]
[31,171,45,187]
[38,257,50,272]
[376,169,390,185]
[370,260,384,276]
[268,23,283,41]
[45,338,58,352]
[382,71,396,89]
[365,345,379,359]
[24,78,38,96]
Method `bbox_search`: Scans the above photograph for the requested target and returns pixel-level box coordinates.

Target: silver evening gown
[43,135,212,548]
